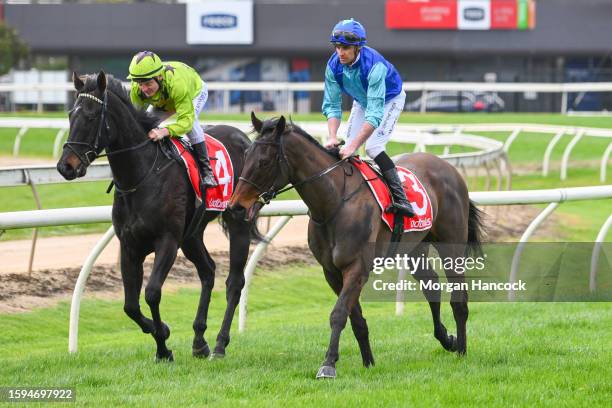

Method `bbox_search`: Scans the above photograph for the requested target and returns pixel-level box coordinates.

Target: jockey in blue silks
[323,19,414,217]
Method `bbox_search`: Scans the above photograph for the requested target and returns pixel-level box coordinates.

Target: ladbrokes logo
[208,198,228,209]
[201,14,238,29]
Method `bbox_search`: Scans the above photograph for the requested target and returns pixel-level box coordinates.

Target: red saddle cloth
[169,135,234,211]
[352,157,433,232]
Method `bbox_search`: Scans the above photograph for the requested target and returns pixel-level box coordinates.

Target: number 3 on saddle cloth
[351,157,433,233]
[168,135,234,211]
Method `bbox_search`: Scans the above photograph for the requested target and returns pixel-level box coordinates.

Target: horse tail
[467,199,485,257]
[219,210,267,243]
[247,211,266,243]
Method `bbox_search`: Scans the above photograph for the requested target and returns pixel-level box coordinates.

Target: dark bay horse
[57,71,262,361]
[229,113,484,378]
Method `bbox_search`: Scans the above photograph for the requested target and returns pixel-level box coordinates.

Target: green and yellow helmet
[127,51,164,81]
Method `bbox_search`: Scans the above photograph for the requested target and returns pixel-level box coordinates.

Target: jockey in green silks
[128,50,217,188]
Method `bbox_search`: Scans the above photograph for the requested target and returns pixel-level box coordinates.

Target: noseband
[239,134,349,205]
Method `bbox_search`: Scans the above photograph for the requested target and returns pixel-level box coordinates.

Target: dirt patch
[0,245,318,314]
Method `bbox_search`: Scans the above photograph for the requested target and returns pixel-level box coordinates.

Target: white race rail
[3,80,612,113]
[1,186,611,352]
[2,119,609,182]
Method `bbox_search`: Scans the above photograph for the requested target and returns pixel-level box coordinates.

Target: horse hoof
[192,344,210,358]
[316,365,337,379]
[209,352,225,361]
[155,350,174,362]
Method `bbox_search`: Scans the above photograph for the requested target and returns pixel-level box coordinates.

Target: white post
[12,127,29,157]
[239,216,292,333]
[560,130,584,181]
[590,214,612,293]
[561,91,568,114]
[542,130,565,177]
[69,226,116,354]
[600,142,612,183]
[508,202,559,301]
[420,90,428,113]
[52,128,68,160]
[503,127,522,153]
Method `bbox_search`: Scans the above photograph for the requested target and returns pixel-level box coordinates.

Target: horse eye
[258,158,272,168]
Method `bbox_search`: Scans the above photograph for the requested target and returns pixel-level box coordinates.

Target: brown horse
[229,112,485,379]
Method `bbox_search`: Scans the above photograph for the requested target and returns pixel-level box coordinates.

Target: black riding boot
[382,168,415,217]
[192,142,218,188]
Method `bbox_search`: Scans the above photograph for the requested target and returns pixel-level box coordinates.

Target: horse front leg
[212,217,250,358]
[317,261,367,379]
[145,235,179,362]
[120,246,155,335]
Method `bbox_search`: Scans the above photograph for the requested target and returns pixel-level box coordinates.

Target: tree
[0,22,29,76]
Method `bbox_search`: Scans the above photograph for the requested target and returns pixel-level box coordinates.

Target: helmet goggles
[330,30,365,46]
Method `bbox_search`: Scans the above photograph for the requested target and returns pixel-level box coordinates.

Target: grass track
[1,265,611,406]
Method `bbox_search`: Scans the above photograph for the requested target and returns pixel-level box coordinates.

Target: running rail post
[601,142,612,183]
[542,130,565,177]
[561,129,584,181]
[68,226,116,354]
[508,201,560,301]
[590,214,612,292]
[238,216,292,333]
[52,128,67,160]
[12,127,28,157]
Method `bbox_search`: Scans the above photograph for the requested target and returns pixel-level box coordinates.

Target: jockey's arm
[322,66,343,146]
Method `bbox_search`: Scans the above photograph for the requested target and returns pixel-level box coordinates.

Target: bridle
[64,88,163,194]
[63,91,111,166]
[239,133,350,205]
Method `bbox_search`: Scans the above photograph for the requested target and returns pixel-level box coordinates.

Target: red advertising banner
[491,0,517,29]
[386,0,457,30]
[386,0,535,30]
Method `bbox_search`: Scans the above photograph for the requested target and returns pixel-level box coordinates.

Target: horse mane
[81,74,160,132]
[256,117,341,159]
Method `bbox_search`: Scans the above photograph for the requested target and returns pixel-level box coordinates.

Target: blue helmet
[330,19,366,46]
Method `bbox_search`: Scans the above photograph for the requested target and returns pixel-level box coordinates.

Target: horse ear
[96,70,107,92]
[72,72,84,91]
[275,116,286,139]
[251,111,263,133]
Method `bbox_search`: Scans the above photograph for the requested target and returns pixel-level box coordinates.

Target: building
[3,0,612,112]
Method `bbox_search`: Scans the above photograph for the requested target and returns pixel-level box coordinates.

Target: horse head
[229,111,290,220]
[57,70,110,180]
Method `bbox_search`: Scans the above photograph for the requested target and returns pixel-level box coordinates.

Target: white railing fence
[2,81,612,114]
[1,186,611,353]
[2,119,609,183]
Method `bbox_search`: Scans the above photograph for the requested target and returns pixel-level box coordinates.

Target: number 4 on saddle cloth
[351,157,433,233]
[168,135,234,211]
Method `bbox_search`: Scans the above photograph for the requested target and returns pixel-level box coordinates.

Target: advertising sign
[386,0,535,30]
[186,0,253,44]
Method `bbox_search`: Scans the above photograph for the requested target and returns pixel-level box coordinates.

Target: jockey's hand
[148,127,169,141]
[324,137,340,149]
[339,144,356,160]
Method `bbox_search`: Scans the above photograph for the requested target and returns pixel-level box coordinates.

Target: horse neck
[283,132,346,221]
[105,96,158,187]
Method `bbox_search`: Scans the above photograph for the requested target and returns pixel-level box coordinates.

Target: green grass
[1,265,610,406]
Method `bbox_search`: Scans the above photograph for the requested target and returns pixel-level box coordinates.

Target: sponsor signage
[186,0,253,44]
[386,0,535,30]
